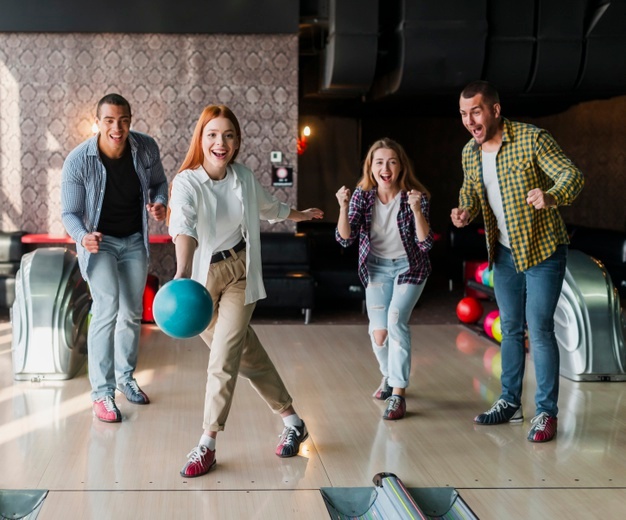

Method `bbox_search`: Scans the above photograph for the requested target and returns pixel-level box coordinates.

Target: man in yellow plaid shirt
[451,80,584,443]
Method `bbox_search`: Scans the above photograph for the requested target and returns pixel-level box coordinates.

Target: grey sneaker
[474,399,523,425]
[373,377,392,400]
[117,380,150,404]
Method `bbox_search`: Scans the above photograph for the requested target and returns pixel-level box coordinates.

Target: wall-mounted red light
[297,125,311,155]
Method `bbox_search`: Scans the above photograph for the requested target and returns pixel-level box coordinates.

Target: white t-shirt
[482,150,510,248]
[168,163,291,304]
[209,170,243,251]
[370,192,406,259]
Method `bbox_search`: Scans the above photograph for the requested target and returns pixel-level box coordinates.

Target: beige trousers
[199,248,292,432]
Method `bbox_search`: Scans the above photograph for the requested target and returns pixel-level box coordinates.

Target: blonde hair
[357,138,430,197]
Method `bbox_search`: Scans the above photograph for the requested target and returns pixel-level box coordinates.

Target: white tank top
[482,150,510,248]
[370,192,406,259]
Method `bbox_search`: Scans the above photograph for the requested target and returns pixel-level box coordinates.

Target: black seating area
[0,231,26,310]
[255,225,365,323]
[256,232,316,324]
[298,221,364,310]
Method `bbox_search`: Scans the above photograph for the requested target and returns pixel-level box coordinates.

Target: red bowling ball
[456,297,484,324]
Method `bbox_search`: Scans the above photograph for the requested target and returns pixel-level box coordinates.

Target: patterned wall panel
[0,33,299,281]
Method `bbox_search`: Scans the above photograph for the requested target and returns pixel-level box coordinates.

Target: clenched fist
[408,190,423,213]
[82,232,103,253]
[450,208,470,228]
[336,186,351,209]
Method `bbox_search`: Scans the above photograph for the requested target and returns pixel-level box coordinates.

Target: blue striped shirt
[336,187,434,287]
[61,131,168,277]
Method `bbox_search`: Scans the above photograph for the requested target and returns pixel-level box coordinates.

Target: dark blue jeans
[493,244,567,417]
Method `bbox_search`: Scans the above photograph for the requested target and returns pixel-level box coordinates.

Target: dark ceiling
[0,0,298,34]
[299,0,626,117]
[2,0,624,117]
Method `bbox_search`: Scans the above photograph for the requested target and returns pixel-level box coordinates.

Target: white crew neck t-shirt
[482,150,510,248]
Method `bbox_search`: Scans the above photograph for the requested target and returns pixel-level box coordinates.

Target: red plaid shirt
[336,187,434,287]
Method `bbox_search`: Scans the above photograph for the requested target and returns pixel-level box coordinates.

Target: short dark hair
[460,81,500,106]
[96,93,132,118]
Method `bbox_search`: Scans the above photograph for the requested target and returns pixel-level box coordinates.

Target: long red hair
[177,104,242,173]
[167,105,242,224]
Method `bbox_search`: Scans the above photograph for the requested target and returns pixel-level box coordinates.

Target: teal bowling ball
[482,267,494,287]
[153,279,213,339]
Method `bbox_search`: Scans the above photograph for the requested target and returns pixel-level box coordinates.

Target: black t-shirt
[97,144,143,237]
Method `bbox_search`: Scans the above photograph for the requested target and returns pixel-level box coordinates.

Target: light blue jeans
[85,233,148,400]
[365,255,426,389]
[493,244,567,417]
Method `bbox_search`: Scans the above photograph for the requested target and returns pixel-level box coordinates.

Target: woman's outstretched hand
[298,208,324,221]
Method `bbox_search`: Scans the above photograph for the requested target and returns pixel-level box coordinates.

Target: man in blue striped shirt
[61,93,168,423]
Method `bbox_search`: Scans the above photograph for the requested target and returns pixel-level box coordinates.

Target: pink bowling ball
[474,262,489,284]
[483,309,500,338]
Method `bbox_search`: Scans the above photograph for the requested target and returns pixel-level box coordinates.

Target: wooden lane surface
[0,321,625,519]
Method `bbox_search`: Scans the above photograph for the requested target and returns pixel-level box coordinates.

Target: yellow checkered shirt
[459,118,584,272]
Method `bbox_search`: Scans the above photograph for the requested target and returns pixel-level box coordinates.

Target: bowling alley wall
[0,32,299,280]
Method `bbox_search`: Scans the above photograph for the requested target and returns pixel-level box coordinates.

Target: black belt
[210,239,246,264]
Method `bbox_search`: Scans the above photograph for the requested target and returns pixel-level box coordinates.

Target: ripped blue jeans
[365,255,426,389]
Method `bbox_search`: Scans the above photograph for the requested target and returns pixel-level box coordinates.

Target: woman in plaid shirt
[336,138,435,420]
